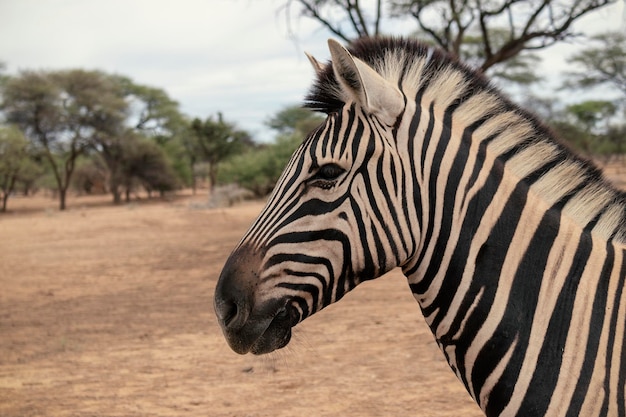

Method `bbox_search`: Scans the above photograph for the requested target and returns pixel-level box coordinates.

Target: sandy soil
[0,191,485,417]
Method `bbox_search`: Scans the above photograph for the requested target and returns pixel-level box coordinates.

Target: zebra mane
[304,36,626,244]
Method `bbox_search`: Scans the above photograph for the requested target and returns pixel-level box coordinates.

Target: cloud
[1,0,623,143]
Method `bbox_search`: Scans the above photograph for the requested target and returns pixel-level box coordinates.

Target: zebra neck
[398,112,626,413]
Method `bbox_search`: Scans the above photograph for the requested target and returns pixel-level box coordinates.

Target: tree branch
[296,0,352,42]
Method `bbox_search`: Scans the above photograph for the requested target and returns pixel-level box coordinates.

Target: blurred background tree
[1,69,127,209]
[0,126,31,211]
[218,105,324,196]
[190,113,253,193]
[0,0,623,209]
[563,31,626,95]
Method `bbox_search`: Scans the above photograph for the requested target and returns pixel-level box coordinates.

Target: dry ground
[0,191,483,417]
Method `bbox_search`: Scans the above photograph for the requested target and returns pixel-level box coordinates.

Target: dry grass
[0,191,482,417]
[1,156,623,416]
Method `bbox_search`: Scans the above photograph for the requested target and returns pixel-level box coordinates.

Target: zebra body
[214,37,626,416]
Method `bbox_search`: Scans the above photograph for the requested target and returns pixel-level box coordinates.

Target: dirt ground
[0,190,486,417]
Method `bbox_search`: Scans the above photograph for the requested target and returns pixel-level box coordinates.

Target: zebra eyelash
[316,163,345,180]
[308,163,346,190]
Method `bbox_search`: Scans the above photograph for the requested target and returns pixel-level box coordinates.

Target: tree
[2,69,127,210]
[72,155,108,195]
[117,78,185,140]
[190,114,253,192]
[566,100,617,133]
[119,135,179,201]
[218,135,300,197]
[94,129,136,204]
[266,105,325,135]
[284,0,615,72]
[0,62,9,90]
[563,100,624,155]
[0,126,30,211]
[219,105,324,196]
[564,31,626,95]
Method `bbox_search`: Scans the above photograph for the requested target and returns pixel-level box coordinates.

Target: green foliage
[552,120,625,156]
[1,69,128,209]
[161,137,193,188]
[116,77,185,138]
[190,114,253,191]
[217,105,324,196]
[72,155,108,194]
[218,134,302,197]
[539,98,626,156]
[266,106,324,135]
[0,66,194,206]
[565,100,617,133]
[0,125,30,211]
[121,137,179,195]
[564,31,626,95]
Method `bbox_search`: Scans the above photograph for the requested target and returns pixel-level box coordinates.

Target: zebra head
[215,39,414,355]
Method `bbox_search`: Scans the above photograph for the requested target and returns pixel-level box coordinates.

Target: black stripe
[339,107,357,157]
[408,156,504,293]
[517,232,593,416]
[618,250,626,417]
[404,86,426,261]
[415,118,472,307]
[600,248,626,416]
[566,243,614,416]
[481,206,561,416]
[276,281,319,318]
[322,109,343,158]
[375,148,403,264]
[351,117,366,162]
[420,101,436,178]
[449,179,530,402]
[264,253,335,306]
[349,196,376,283]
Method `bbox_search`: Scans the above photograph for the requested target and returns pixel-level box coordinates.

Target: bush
[218,134,301,197]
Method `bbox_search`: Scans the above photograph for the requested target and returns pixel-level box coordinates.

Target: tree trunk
[189,159,196,195]
[1,174,17,212]
[112,189,122,204]
[59,187,67,211]
[208,165,217,194]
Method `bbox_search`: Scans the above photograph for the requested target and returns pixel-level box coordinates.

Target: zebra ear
[305,52,325,77]
[328,39,404,125]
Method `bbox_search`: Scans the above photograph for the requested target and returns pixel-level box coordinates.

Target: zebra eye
[309,163,345,190]
[317,163,345,181]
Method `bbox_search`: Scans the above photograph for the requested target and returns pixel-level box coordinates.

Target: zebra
[214,37,626,416]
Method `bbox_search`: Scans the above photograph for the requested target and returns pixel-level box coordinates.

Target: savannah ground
[1,156,625,416]
[0,190,484,417]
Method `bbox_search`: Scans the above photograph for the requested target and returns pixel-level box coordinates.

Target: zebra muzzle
[214,246,297,355]
[214,295,296,355]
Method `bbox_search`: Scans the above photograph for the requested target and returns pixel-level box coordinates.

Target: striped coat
[215,37,626,416]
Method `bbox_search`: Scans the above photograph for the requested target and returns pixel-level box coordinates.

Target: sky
[0,0,625,142]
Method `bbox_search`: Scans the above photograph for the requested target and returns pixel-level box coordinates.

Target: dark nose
[214,245,262,332]
[214,270,252,331]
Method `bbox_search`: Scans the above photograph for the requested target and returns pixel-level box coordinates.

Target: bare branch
[295,0,353,42]
[375,0,383,35]
[287,0,617,73]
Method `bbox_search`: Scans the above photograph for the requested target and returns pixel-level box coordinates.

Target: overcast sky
[1,0,625,142]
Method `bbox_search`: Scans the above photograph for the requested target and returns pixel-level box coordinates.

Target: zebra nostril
[215,296,250,331]
[221,300,238,328]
